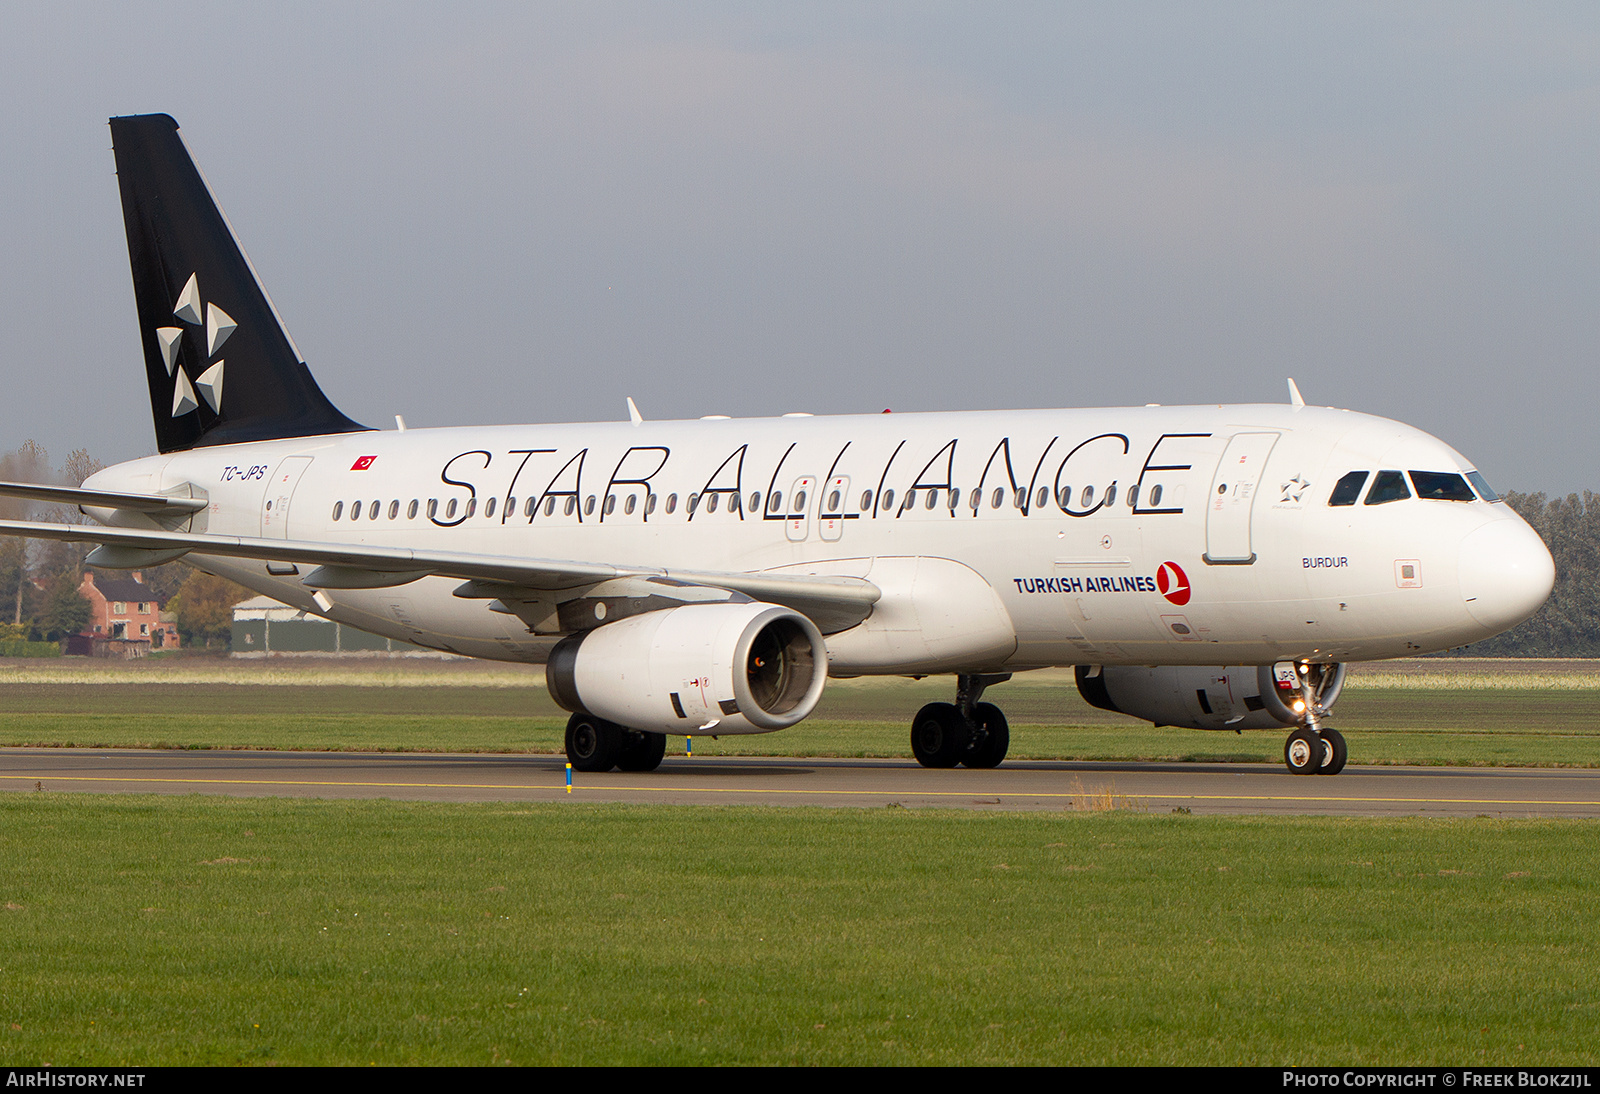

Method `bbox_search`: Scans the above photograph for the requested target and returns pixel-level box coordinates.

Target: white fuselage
[85,402,1553,673]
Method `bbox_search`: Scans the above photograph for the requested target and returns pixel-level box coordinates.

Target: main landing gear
[1281,662,1347,775]
[910,673,1013,769]
[565,712,667,773]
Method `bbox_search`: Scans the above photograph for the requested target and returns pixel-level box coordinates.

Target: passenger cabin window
[427,499,438,519]
[485,498,497,518]
[666,494,678,514]
[331,502,343,521]
[880,489,895,511]
[1409,471,1475,502]
[1328,471,1368,507]
[584,496,595,516]
[464,499,476,519]
[369,501,380,520]
[388,500,399,520]
[625,495,637,515]
[1364,470,1411,505]
[408,500,419,519]
[445,499,457,519]
[991,488,1004,510]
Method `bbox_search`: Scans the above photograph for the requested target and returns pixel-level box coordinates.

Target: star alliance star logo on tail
[155,273,232,419]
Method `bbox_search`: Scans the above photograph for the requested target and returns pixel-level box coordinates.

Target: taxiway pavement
[1,748,1597,817]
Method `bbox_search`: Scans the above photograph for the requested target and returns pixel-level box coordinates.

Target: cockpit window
[1409,471,1475,501]
[1328,471,1369,507]
[1364,470,1411,505]
[1465,470,1500,503]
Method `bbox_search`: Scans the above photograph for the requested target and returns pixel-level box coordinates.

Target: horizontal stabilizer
[0,480,206,514]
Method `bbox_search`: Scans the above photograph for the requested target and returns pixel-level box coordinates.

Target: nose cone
[1459,517,1555,634]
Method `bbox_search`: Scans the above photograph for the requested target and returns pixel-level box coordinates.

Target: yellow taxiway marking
[0,772,1593,808]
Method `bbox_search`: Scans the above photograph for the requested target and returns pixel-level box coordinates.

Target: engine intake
[547,602,828,735]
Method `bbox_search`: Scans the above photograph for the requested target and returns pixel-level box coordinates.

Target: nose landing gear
[1280,662,1348,775]
[1284,725,1346,774]
[910,673,1013,769]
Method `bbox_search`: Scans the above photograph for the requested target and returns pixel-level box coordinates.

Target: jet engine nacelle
[547,602,828,735]
[1075,663,1347,731]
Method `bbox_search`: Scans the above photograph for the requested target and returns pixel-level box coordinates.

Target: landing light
[1292,700,1306,713]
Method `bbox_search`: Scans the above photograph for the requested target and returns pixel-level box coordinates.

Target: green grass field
[2,659,1598,1065]
[2,795,1596,1066]
[0,659,1596,767]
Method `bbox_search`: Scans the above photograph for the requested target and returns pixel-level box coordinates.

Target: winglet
[1287,378,1306,408]
[626,397,643,425]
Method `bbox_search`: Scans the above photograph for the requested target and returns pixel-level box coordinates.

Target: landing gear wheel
[565,712,624,772]
[1284,728,1321,775]
[911,702,970,768]
[1317,727,1348,775]
[616,730,667,772]
[963,702,1010,769]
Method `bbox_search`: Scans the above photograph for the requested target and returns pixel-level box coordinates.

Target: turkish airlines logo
[1156,561,1191,606]
[351,455,377,471]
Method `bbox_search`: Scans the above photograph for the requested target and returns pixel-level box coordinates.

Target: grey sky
[3,3,1596,493]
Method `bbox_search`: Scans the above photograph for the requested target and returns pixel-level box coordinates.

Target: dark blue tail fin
[110,114,368,453]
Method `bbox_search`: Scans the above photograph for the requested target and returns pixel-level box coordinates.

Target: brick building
[77,571,179,651]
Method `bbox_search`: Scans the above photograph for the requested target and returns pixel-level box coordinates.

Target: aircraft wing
[0,518,880,632]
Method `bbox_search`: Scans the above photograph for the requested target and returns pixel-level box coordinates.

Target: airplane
[0,114,1556,776]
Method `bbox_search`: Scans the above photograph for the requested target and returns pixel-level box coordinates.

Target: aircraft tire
[1284,728,1321,775]
[616,730,668,772]
[963,702,1010,769]
[911,702,969,768]
[1317,727,1348,775]
[566,712,624,772]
